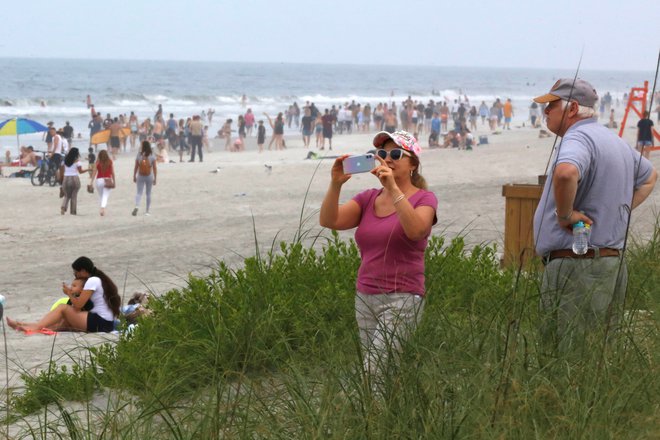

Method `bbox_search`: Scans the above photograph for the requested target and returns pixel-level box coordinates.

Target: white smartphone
[342,154,375,174]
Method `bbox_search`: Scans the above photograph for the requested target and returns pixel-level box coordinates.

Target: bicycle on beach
[31,151,58,187]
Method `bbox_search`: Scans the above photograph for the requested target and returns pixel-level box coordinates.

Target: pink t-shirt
[352,188,438,296]
[244,112,255,126]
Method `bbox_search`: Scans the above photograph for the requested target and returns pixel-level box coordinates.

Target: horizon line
[0,56,653,74]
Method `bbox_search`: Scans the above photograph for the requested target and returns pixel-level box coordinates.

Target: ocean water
[0,57,654,152]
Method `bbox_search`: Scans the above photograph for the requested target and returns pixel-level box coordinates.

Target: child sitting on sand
[156,142,169,163]
[56,277,94,311]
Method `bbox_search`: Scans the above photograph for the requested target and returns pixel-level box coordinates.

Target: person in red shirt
[91,150,115,216]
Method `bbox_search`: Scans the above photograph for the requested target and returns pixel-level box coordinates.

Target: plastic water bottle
[572,221,591,255]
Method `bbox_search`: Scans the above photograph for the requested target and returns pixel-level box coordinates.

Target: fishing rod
[601,48,660,349]
[491,49,586,426]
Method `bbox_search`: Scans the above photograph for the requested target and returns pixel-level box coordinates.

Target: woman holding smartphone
[319,130,437,376]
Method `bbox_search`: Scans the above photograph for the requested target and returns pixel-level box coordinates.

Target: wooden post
[502,183,543,268]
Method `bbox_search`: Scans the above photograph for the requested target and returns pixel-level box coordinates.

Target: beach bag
[479,135,489,145]
[138,156,151,176]
[104,178,115,189]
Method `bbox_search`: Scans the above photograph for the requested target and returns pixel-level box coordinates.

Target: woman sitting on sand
[7,256,120,333]
[320,130,437,376]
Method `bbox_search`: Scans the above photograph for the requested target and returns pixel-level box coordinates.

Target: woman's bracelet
[393,194,405,205]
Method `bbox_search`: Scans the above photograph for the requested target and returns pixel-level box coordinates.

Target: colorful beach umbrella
[0,117,49,146]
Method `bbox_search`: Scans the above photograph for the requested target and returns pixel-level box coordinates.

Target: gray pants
[540,255,627,354]
[135,174,153,212]
[61,176,81,215]
[355,292,424,376]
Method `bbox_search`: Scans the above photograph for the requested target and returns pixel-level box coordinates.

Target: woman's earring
[410,170,413,177]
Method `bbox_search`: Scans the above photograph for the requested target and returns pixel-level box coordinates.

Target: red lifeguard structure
[618,81,660,151]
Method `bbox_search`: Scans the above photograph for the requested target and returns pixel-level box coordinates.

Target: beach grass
[4,227,659,439]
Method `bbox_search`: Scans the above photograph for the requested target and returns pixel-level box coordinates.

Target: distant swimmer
[86,94,93,109]
[40,100,46,107]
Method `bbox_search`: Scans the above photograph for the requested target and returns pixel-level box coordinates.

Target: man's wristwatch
[554,209,573,221]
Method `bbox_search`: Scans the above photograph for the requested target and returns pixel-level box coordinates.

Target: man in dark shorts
[300,107,313,148]
[321,109,334,150]
[44,121,54,151]
[166,113,178,149]
[62,121,74,144]
[636,111,655,159]
[384,110,397,133]
[189,115,204,162]
[109,118,122,159]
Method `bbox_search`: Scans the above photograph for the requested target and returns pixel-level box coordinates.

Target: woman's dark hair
[72,256,121,317]
[141,140,152,157]
[64,148,80,167]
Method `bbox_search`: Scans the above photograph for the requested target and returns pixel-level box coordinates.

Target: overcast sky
[2,0,658,71]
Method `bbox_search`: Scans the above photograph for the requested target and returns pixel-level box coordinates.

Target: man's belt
[544,248,620,264]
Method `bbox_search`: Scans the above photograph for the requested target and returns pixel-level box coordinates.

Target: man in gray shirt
[532,78,657,353]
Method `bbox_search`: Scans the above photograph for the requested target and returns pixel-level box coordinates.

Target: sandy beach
[1,123,659,388]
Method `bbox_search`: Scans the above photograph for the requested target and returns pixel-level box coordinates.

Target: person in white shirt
[48,126,64,169]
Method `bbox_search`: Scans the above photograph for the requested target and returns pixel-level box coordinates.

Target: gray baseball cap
[533,78,598,107]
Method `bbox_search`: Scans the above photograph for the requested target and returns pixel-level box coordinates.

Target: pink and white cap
[372,130,422,156]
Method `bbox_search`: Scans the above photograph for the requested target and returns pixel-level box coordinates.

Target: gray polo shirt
[534,118,654,256]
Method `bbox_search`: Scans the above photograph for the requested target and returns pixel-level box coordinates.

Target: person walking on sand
[503,98,513,130]
[257,120,266,153]
[384,109,397,134]
[133,141,157,216]
[265,112,285,150]
[529,102,540,128]
[301,107,313,147]
[245,108,255,137]
[92,149,115,216]
[532,78,657,354]
[128,112,139,150]
[479,101,489,126]
[109,117,122,159]
[489,102,499,131]
[88,113,102,149]
[321,109,334,150]
[320,130,437,377]
[189,115,204,162]
[636,111,654,159]
[7,256,121,333]
[238,115,246,142]
[59,148,87,216]
[176,119,188,162]
[314,113,323,148]
[221,119,233,150]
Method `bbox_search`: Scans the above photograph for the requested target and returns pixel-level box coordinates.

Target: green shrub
[11,362,97,416]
